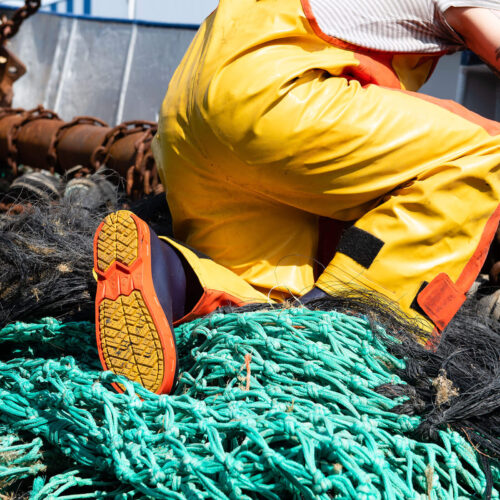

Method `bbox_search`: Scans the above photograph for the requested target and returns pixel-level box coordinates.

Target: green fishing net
[0,309,497,499]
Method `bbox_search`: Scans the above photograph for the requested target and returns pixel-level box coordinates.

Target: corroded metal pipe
[0,107,160,197]
[0,116,147,175]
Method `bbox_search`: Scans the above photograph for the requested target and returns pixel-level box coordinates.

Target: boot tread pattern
[99,291,164,392]
[96,210,165,394]
[97,211,138,272]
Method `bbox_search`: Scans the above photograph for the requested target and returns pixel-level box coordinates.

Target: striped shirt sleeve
[305,0,500,53]
[436,0,500,11]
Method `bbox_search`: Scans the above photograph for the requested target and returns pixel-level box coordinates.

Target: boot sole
[93,210,177,394]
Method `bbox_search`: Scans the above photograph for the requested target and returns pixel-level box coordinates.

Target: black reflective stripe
[410,281,429,315]
[336,226,384,269]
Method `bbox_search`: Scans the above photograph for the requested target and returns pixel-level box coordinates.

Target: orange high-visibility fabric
[153,0,500,331]
[160,236,272,325]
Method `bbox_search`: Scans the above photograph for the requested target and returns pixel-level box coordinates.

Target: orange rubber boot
[93,210,181,394]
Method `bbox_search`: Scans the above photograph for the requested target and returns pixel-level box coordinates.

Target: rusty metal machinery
[0,1,161,200]
[0,105,162,199]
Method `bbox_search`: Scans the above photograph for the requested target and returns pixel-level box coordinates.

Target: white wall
[90,0,128,19]
[54,0,218,24]
[135,0,218,25]
[0,0,219,23]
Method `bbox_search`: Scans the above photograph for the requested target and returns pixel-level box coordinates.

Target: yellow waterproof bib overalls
[153,0,500,337]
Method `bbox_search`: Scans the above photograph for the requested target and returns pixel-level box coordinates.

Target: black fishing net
[0,177,172,327]
[0,201,107,326]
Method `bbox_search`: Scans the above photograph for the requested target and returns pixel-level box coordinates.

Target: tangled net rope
[0,310,498,499]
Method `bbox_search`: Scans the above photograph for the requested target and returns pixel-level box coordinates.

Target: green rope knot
[356,481,378,500]
[393,436,415,456]
[445,452,460,470]
[312,470,333,494]
[264,359,280,375]
[397,414,418,432]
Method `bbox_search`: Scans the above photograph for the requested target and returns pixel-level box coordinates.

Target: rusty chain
[6,105,60,176]
[0,0,41,43]
[90,120,157,170]
[0,106,24,121]
[0,106,161,199]
[47,116,108,173]
[128,125,161,198]
[90,120,159,198]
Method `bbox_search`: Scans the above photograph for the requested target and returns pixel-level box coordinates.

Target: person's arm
[444,7,500,73]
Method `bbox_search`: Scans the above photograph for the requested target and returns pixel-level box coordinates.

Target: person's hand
[445,7,500,76]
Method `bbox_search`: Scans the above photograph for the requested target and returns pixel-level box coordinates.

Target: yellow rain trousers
[153,0,500,339]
